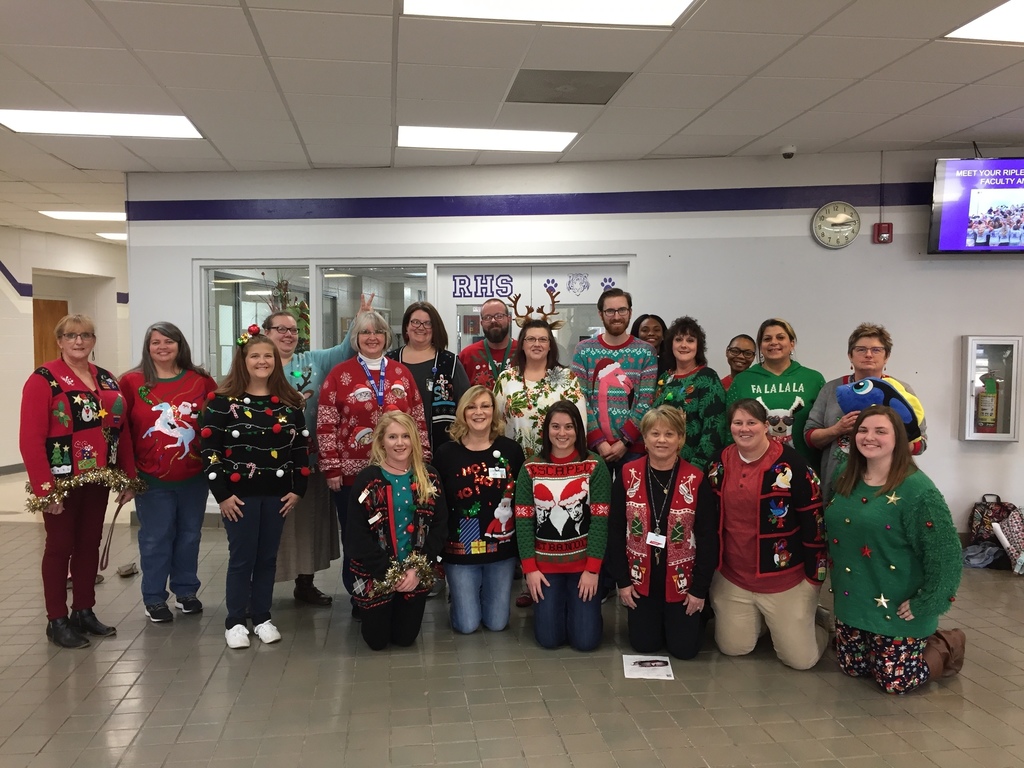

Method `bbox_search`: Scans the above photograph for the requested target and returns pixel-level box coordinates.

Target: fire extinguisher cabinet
[960,335,1022,441]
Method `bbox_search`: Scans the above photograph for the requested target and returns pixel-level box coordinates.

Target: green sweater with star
[652,366,726,471]
[825,470,962,638]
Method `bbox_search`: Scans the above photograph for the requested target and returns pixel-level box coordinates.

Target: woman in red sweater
[120,322,217,623]
[20,315,142,649]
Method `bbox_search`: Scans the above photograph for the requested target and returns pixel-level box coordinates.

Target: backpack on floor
[969,494,1018,546]
[993,511,1024,575]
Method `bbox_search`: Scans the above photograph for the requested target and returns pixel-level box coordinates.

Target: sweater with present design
[652,366,727,471]
[515,451,611,575]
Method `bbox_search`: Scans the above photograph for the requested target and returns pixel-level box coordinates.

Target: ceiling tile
[824,137,927,153]
[733,136,838,157]
[399,18,535,68]
[816,0,1002,39]
[0,79,73,110]
[681,110,792,137]
[814,79,961,113]
[272,59,392,97]
[587,106,704,135]
[612,74,745,110]
[297,122,391,147]
[911,85,1024,120]
[764,110,899,140]
[136,52,276,91]
[286,94,392,125]
[565,132,671,159]
[494,103,602,132]
[716,77,855,112]
[760,36,923,80]
[95,1,260,55]
[249,0,393,12]
[873,41,1024,84]
[169,88,292,125]
[49,83,182,113]
[647,31,800,76]
[228,159,311,171]
[116,139,223,160]
[396,99,498,127]
[941,118,1024,143]
[307,145,392,167]
[475,151,561,165]
[200,120,301,146]
[0,46,155,86]
[220,143,309,164]
[979,60,1024,87]
[394,147,476,167]
[523,26,671,72]
[0,0,123,47]
[685,0,851,34]
[34,181,126,195]
[854,113,982,142]
[397,64,515,103]
[251,10,391,61]
[145,157,234,172]
[17,137,158,172]
[649,133,760,156]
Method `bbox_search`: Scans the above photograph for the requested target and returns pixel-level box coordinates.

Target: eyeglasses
[524,336,550,345]
[408,319,432,330]
[601,307,631,318]
[851,346,886,355]
[726,347,755,359]
[481,313,508,323]
[267,326,299,336]
[61,332,95,341]
[358,329,386,337]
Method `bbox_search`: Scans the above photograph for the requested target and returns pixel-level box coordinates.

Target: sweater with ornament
[493,365,587,460]
[826,471,962,638]
[120,370,218,486]
[652,366,727,471]
[434,436,525,565]
[571,335,658,450]
[515,451,611,575]
[20,358,139,502]
[200,393,309,503]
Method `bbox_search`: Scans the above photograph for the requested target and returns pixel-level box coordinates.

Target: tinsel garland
[25,468,147,514]
[369,551,436,597]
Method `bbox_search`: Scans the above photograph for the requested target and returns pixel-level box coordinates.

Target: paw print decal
[543,278,558,292]
[601,277,616,290]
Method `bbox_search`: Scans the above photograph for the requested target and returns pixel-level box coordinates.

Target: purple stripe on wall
[126,182,931,221]
[0,260,130,303]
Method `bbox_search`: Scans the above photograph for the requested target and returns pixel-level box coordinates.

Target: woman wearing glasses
[318,310,431,613]
[387,301,469,453]
[721,334,756,391]
[804,323,927,503]
[20,315,143,648]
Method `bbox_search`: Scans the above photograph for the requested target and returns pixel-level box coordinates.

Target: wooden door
[33,299,69,367]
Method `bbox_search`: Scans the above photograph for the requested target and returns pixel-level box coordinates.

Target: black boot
[46,617,90,649]
[69,608,116,637]
[294,574,333,606]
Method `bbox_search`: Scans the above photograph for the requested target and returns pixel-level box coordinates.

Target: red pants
[42,484,109,620]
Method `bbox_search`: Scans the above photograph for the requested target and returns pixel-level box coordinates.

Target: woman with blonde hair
[435,386,525,633]
[346,411,448,649]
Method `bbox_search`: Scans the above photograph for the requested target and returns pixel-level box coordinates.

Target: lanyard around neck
[483,337,511,381]
[359,356,388,407]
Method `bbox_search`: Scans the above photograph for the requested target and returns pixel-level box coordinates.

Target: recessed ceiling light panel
[0,109,201,138]
[398,126,575,152]
[40,211,127,221]
[96,233,127,241]
[947,0,1024,43]
[404,0,695,26]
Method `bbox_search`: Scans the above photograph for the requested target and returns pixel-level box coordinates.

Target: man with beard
[459,298,518,388]
[571,288,658,475]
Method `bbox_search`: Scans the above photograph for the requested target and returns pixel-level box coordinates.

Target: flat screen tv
[928,157,1024,254]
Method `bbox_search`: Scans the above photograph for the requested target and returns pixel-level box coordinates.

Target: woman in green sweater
[826,405,964,694]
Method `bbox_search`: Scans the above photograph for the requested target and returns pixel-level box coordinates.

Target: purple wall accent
[0,261,130,303]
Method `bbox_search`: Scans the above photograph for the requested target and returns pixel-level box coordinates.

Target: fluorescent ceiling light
[323,272,354,278]
[947,0,1024,42]
[398,125,575,152]
[213,278,256,284]
[406,272,427,277]
[404,0,694,26]
[0,109,201,138]
[245,290,273,296]
[39,211,126,221]
[96,232,127,241]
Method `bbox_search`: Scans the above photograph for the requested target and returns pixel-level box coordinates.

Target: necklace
[483,337,512,381]
[383,460,411,475]
[646,460,678,566]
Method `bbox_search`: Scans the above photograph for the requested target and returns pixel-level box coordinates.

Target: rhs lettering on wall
[451,274,515,298]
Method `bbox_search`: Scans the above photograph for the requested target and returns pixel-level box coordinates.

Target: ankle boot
[46,617,91,649]
[69,608,116,637]
[294,574,332,606]
[922,628,966,679]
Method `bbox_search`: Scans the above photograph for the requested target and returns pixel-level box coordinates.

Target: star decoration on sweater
[98,408,108,418]
[875,593,889,608]
[861,545,872,558]
[72,395,85,404]
[886,492,901,505]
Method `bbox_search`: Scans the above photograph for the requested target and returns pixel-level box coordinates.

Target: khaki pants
[709,573,827,670]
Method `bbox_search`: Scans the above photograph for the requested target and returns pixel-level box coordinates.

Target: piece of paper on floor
[622,654,674,680]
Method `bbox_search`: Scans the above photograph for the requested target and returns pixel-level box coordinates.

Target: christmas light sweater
[200,393,309,503]
[826,471,962,638]
[652,366,727,471]
[120,370,217,486]
[20,358,141,511]
[515,451,611,575]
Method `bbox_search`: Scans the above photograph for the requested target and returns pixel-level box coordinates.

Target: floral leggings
[835,620,929,694]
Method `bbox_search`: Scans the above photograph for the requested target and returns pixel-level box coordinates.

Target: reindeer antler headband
[507,287,565,330]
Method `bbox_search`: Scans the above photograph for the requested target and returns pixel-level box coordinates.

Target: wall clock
[811,201,861,249]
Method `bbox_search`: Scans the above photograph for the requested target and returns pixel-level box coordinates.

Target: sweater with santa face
[433,436,525,565]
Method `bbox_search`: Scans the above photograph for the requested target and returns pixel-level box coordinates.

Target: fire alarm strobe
[873,222,893,244]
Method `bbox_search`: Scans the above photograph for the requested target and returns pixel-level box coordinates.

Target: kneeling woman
[608,406,718,660]
[515,401,611,651]
[347,411,448,650]
[827,405,963,694]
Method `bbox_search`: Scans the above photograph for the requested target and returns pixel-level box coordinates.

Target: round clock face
[812,201,861,249]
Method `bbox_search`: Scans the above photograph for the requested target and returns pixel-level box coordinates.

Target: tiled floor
[1,475,1023,768]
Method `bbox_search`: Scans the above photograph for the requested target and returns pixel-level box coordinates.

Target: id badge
[646,532,667,549]
[488,466,507,479]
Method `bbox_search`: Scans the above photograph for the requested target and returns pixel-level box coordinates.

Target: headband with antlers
[507,287,565,330]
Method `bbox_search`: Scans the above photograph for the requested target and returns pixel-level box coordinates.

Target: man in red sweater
[458,298,518,388]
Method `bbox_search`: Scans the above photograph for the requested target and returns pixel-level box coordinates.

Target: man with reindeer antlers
[459,298,519,389]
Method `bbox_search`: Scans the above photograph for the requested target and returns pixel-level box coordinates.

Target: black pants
[360,592,428,651]
[626,560,703,660]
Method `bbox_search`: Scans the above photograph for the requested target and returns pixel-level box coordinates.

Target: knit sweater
[515,451,611,575]
[20,358,139,505]
[571,335,658,450]
[652,366,727,471]
[120,369,218,486]
[387,347,470,451]
[459,338,518,388]
[282,336,355,464]
[200,393,309,503]
[433,436,525,565]
[826,471,962,638]
[493,366,587,460]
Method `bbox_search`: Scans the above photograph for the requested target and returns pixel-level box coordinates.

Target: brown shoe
[515,590,533,608]
[922,628,966,679]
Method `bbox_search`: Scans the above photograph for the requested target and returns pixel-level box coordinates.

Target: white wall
[2,226,130,468]
[126,150,1024,528]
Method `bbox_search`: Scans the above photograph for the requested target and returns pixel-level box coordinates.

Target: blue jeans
[446,558,516,633]
[331,486,355,596]
[223,496,287,629]
[532,571,603,651]
[135,476,209,605]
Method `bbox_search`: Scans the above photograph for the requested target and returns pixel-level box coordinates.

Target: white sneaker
[253,620,281,644]
[225,625,250,649]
